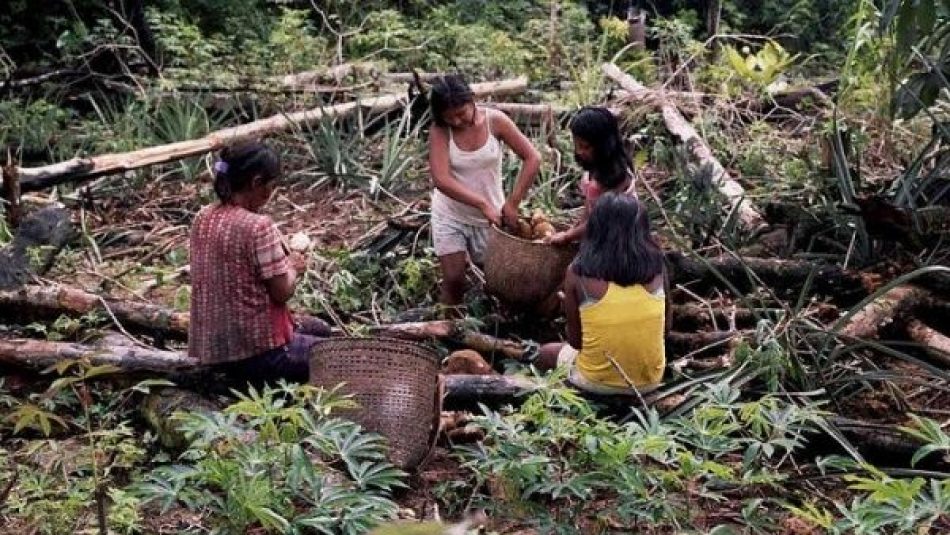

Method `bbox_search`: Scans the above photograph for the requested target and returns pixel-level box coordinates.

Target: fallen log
[442,374,539,410]
[827,416,949,470]
[382,72,445,84]
[0,338,197,373]
[670,303,761,330]
[906,319,950,367]
[0,286,530,358]
[0,284,190,338]
[1,250,871,353]
[13,77,527,192]
[362,320,528,360]
[603,62,766,231]
[839,285,928,340]
[665,251,869,302]
[277,63,380,87]
[666,330,743,357]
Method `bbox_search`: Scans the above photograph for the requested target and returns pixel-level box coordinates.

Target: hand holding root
[289,251,309,273]
[479,201,502,227]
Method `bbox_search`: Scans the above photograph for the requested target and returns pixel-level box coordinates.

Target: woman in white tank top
[428,74,541,312]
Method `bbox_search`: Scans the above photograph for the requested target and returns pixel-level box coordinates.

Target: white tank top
[430,108,505,226]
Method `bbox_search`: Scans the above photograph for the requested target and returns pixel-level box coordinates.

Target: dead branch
[839,285,929,340]
[13,77,527,192]
[906,319,950,367]
[603,62,766,231]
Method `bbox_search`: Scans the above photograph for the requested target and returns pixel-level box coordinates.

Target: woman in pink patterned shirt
[546,106,638,245]
[189,141,329,384]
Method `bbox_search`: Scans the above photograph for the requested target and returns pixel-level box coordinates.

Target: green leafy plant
[2,359,152,534]
[724,40,799,87]
[131,382,405,534]
[455,373,829,531]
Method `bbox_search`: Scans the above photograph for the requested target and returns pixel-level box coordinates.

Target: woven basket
[309,337,442,470]
[484,225,579,309]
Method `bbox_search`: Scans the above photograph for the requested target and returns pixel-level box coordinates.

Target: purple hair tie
[213,160,228,175]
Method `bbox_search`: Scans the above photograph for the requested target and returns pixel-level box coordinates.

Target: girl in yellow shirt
[536,193,666,394]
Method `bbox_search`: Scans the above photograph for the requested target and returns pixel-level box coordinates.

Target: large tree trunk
[665,251,869,302]
[706,0,722,40]
[119,0,158,75]
[603,63,766,231]
[12,77,527,192]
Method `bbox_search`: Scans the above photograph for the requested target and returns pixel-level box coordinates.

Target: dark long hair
[569,106,632,189]
[429,74,474,127]
[212,141,281,202]
[572,192,664,286]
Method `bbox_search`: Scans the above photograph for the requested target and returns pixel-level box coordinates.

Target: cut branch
[906,319,950,367]
[603,62,766,230]
[13,77,527,192]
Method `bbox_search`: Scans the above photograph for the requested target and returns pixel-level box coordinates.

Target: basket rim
[310,335,440,358]
[488,224,579,250]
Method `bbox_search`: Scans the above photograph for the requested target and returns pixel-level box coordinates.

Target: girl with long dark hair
[536,193,666,393]
[427,74,541,311]
[546,106,638,245]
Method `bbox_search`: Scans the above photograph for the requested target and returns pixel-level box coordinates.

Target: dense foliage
[1,0,948,533]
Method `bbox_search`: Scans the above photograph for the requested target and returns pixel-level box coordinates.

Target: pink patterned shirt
[188,204,294,364]
[580,171,639,212]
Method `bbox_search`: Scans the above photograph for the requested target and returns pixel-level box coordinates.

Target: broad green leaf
[82,364,122,379]
[131,378,176,394]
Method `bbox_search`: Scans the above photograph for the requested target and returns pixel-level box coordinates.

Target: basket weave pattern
[309,337,441,470]
[484,225,579,308]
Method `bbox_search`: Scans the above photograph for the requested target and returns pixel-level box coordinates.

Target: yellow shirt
[576,283,665,388]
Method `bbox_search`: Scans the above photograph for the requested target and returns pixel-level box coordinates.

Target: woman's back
[576,279,665,388]
[189,204,293,365]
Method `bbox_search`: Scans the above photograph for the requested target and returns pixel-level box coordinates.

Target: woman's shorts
[431,214,489,264]
[557,344,659,396]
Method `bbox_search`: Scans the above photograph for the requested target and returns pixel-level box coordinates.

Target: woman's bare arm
[563,268,583,349]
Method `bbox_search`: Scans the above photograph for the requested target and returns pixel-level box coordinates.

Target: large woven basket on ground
[484,225,579,310]
[309,337,442,470]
